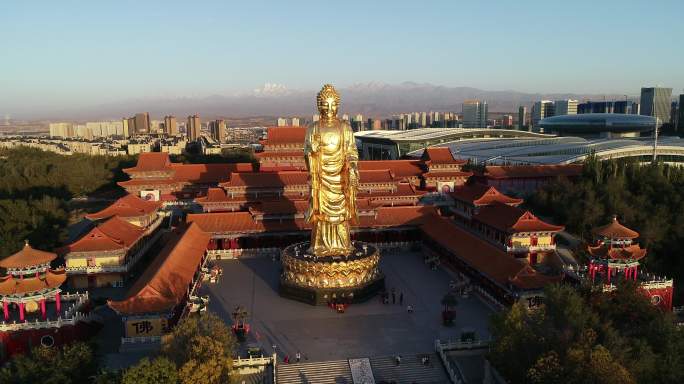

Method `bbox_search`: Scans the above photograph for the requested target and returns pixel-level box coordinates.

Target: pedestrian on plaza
[407,304,413,313]
[392,292,396,304]
[296,351,301,363]
[399,292,404,305]
[395,355,401,366]
[284,355,290,364]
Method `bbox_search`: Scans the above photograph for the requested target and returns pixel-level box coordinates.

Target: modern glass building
[640,87,673,126]
[538,113,656,138]
[577,100,639,115]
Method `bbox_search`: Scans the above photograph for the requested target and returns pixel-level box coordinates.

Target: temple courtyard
[200,248,495,362]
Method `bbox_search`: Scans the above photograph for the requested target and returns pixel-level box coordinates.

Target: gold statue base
[279,241,385,306]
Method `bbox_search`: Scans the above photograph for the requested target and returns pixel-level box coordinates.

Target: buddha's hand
[310,134,321,151]
[349,166,359,186]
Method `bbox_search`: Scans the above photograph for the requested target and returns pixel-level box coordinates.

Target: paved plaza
[200,249,495,362]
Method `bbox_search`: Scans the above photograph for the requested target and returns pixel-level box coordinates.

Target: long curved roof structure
[539,113,656,134]
[407,136,684,165]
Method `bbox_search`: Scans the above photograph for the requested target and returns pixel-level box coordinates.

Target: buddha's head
[317,84,340,120]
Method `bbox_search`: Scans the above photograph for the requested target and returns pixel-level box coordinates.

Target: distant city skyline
[1,0,683,117]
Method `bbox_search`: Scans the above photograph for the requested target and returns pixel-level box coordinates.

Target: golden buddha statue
[305,84,359,257]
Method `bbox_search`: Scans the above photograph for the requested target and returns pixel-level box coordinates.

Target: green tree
[0,342,98,384]
[122,357,177,384]
[161,313,236,384]
[490,283,684,384]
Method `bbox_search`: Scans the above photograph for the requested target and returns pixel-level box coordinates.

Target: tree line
[0,147,256,258]
[527,157,684,303]
[0,148,136,257]
[490,283,684,384]
[0,313,237,384]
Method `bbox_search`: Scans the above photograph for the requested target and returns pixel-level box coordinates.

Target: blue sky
[1,0,683,113]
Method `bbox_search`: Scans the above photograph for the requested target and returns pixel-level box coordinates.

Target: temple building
[118,152,251,201]
[254,126,307,170]
[420,147,472,192]
[450,183,523,222]
[471,203,563,265]
[478,164,583,195]
[108,223,210,343]
[586,216,673,311]
[85,194,162,228]
[63,216,163,288]
[0,242,92,361]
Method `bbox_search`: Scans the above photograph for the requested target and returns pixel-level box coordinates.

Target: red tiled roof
[358,160,423,179]
[587,244,647,261]
[451,184,523,207]
[473,203,564,233]
[0,269,66,295]
[255,151,305,158]
[85,194,160,221]
[423,171,473,179]
[0,242,57,269]
[108,223,210,315]
[359,183,426,198]
[170,163,232,184]
[258,165,307,172]
[420,214,555,290]
[65,216,146,253]
[485,164,583,179]
[265,127,306,144]
[222,171,309,188]
[249,200,309,215]
[421,147,467,165]
[592,216,639,239]
[123,152,172,173]
[187,205,436,233]
[195,188,231,203]
[359,170,395,183]
[118,178,178,187]
[509,265,564,290]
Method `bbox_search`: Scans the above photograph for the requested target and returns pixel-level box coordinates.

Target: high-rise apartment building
[122,118,130,137]
[291,117,301,127]
[462,100,488,128]
[554,99,578,116]
[351,114,364,131]
[209,119,227,143]
[518,106,528,130]
[277,117,287,127]
[187,114,201,141]
[48,123,74,138]
[134,112,150,134]
[532,100,555,128]
[164,116,178,136]
[501,115,513,127]
[577,100,639,114]
[678,95,684,132]
[640,87,673,126]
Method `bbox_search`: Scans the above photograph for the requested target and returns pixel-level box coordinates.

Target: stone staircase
[275,354,448,384]
[370,354,449,384]
[276,359,353,384]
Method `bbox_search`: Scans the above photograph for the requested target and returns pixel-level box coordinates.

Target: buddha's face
[318,97,338,120]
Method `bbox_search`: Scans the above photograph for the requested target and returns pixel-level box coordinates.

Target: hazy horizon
[2,0,683,118]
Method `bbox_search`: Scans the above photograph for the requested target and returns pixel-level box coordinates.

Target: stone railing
[0,306,90,332]
[206,241,419,261]
[121,335,162,344]
[232,354,275,375]
[435,339,468,384]
[506,244,556,253]
[473,285,506,311]
[435,339,500,384]
[207,247,280,260]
